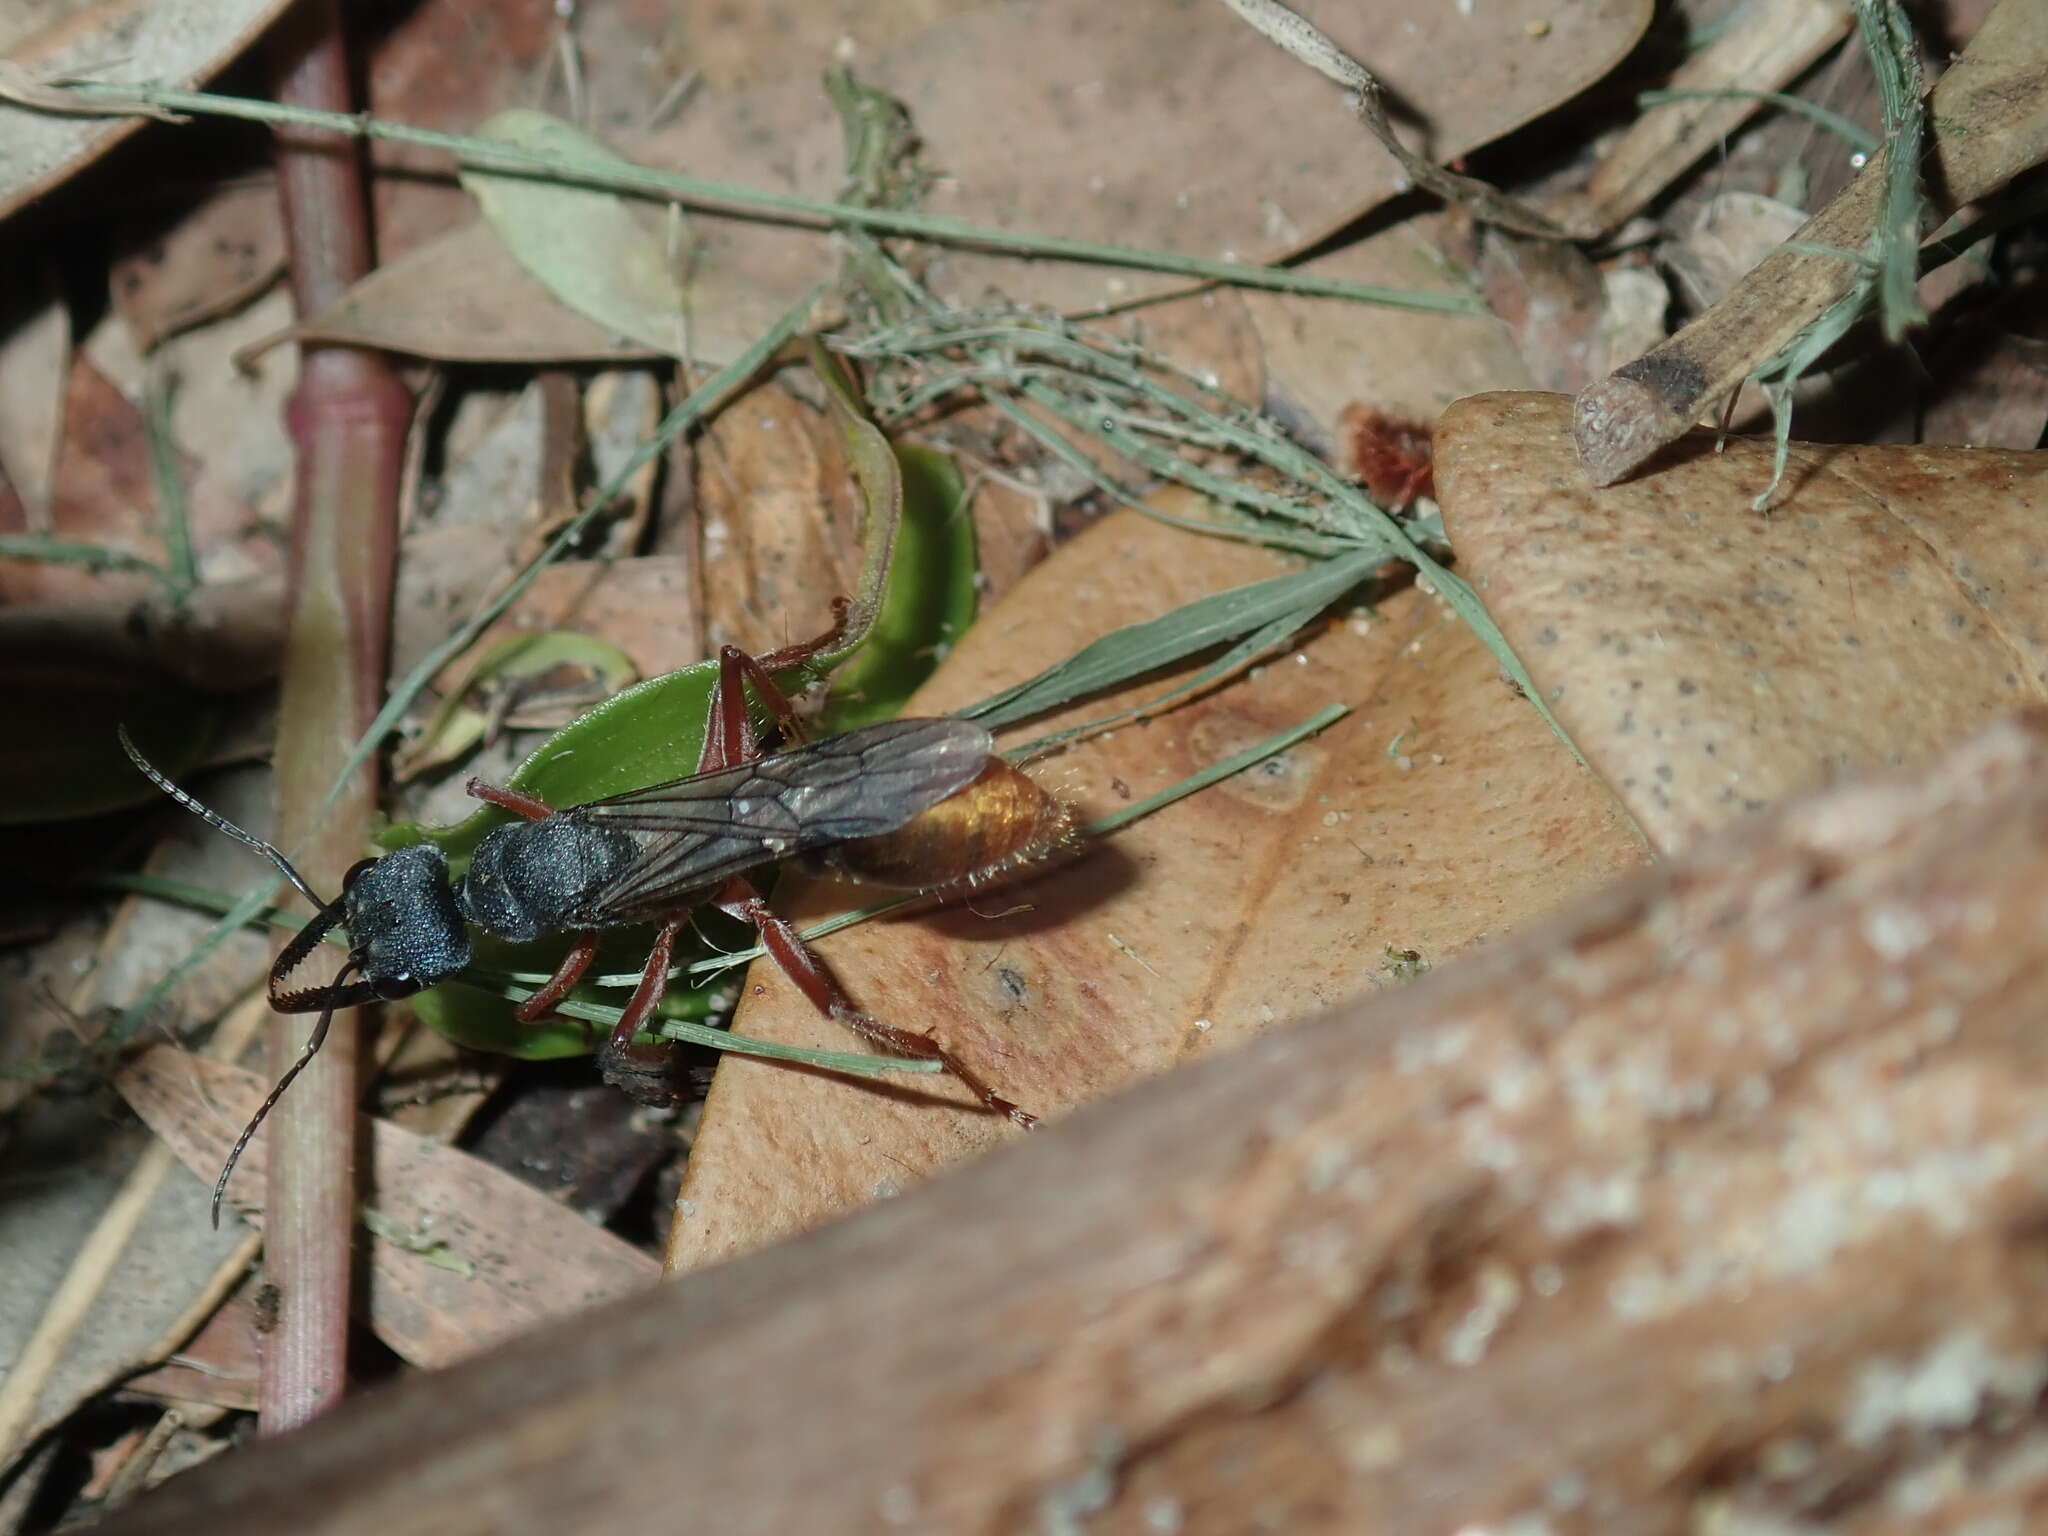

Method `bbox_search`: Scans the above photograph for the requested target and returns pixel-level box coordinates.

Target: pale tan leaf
[252,222,661,364]
[1435,390,2048,853]
[116,1048,658,1368]
[0,0,298,223]
[0,264,68,530]
[696,378,862,657]
[739,0,1652,315]
[669,502,1645,1272]
[464,111,693,357]
[269,212,835,366]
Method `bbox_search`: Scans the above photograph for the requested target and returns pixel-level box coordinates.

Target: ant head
[336,844,472,999]
[119,729,478,1226]
[266,847,471,1012]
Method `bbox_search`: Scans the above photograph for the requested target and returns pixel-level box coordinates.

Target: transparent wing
[568,717,994,918]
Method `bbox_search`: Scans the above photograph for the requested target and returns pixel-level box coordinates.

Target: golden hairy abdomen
[810,759,1073,890]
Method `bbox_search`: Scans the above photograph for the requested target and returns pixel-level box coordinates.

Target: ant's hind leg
[714,878,1036,1129]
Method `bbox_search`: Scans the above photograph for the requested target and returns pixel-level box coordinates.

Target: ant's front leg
[466,779,554,822]
[714,877,1037,1128]
[594,913,692,1106]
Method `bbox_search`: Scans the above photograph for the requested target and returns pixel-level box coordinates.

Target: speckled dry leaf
[117,1048,658,1368]
[669,503,1645,1271]
[109,180,284,350]
[1436,390,2048,854]
[0,0,297,222]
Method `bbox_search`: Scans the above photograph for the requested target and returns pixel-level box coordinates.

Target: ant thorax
[457,815,639,943]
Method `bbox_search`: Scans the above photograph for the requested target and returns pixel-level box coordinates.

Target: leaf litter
[0,0,2043,1520]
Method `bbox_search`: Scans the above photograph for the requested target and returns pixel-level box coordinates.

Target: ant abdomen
[808,758,1074,890]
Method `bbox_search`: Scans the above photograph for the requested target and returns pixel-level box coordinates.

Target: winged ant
[124,638,1072,1225]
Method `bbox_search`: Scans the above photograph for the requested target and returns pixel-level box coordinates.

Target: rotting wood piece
[102,710,2048,1534]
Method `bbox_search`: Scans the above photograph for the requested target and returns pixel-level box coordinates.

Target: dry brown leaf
[117,1048,659,1368]
[456,555,703,685]
[1664,190,1812,312]
[1573,0,2048,484]
[645,0,1650,317]
[1243,218,1529,448]
[1436,390,2048,854]
[696,378,862,656]
[0,352,166,603]
[309,0,1648,363]
[0,265,69,530]
[1466,226,1608,395]
[1919,311,2048,452]
[1548,0,1852,238]
[0,0,297,222]
[669,503,1645,1272]
[258,222,665,365]
[121,1291,265,1414]
[99,711,2048,1536]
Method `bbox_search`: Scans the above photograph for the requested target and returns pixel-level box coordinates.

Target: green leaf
[465,109,692,356]
[395,630,638,782]
[822,443,979,729]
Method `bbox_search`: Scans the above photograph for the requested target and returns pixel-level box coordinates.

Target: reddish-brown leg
[714,877,1036,1128]
[595,914,691,1104]
[698,643,813,776]
[514,929,603,1024]
[755,595,853,676]
[722,644,810,742]
[466,778,553,821]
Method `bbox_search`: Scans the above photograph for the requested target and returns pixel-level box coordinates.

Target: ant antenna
[118,726,330,911]
[211,965,352,1228]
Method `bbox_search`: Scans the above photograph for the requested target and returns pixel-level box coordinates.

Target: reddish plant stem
[261,0,410,1433]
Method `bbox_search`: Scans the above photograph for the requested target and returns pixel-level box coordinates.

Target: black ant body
[125,643,1071,1223]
